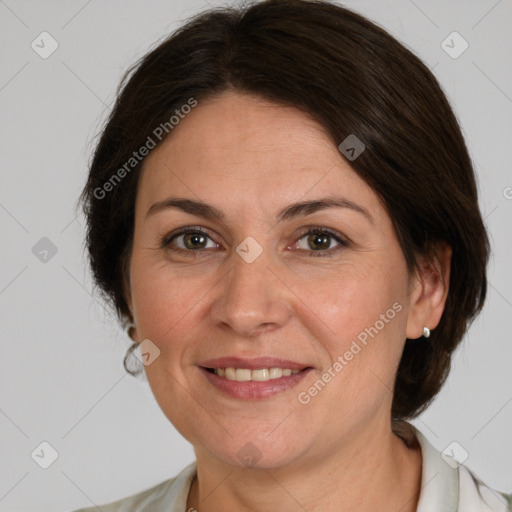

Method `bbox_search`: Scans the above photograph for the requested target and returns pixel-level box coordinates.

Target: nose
[209,244,294,338]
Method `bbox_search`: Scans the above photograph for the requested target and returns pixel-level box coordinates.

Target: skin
[126,91,451,512]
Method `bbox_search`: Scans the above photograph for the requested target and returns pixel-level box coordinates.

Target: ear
[125,312,140,344]
[405,242,452,339]
[122,263,140,343]
[127,323,140,343]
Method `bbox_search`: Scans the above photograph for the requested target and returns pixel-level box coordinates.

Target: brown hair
[80,0,489,420]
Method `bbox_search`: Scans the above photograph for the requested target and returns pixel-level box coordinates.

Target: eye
[161,227,219,254]
[293,226,348,258]
[160,225,348,258]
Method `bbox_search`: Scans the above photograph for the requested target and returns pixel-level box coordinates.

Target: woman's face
[127,91,423,469]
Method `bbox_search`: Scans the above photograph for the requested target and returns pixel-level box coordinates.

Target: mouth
[203,367,302,381]
[198,357,313,400]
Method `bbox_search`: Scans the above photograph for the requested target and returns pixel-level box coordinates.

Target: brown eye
[304,232,332,251]
[180,232,209,250]
[161,228,218,253]
[294,227,348,258]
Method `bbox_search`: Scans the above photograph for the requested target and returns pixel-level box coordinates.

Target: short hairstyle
[80,0,490,420]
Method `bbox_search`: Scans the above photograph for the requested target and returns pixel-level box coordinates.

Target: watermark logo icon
[338,134,365,161]
[236,236,263,263]
[134,339,161,366]
[441,32,469,59]
[237,442,262,467]
[441,441,469,469]
[32,237,58,263]
[31,32,59,59]
[31,441,59,469]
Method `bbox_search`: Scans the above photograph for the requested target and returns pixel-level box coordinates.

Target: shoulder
[68,461,197,512]
[396,422,511,512]
[458,465,512,512]
[70,478,174,512]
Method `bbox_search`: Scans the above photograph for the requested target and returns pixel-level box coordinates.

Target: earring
[423,326,431,338]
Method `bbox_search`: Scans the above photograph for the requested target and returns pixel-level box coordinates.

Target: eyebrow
[146,196,374,224]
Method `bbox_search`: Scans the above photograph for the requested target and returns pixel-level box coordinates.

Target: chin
[197,431,308,470]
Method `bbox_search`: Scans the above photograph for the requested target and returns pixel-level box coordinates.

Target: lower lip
[199,367,313,400]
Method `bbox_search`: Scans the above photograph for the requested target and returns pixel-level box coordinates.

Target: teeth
[213,367,301,381]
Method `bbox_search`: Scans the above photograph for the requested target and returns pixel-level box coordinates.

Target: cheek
[305,259,405,342]
[301,260,408,395]
[128,262,213,441]
[130,257,208,340]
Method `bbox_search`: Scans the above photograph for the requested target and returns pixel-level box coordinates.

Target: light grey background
[1,0,511,510]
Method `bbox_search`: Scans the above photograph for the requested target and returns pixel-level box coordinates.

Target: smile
[199,365,313,400]
[208,367,300,381]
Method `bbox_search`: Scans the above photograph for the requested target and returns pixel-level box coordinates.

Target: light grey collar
[166,424,460,511]
[410,425,459,512]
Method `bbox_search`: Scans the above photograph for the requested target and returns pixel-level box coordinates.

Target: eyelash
[160,225,348,258]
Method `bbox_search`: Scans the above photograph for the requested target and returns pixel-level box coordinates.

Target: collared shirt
[71,425,511,511]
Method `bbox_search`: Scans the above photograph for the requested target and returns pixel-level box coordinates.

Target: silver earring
[423,326,431,338]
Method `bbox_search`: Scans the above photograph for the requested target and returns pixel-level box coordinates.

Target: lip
[198,356,310,371]
[199,366,313,400]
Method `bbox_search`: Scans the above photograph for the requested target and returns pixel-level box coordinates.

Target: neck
[187,420,422,512]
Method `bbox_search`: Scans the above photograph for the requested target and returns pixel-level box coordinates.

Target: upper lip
[199,357,311,371]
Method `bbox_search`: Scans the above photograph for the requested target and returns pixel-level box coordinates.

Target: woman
[73,0,511,510]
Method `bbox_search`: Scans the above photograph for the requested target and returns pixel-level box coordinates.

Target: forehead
[137,91,382,223]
